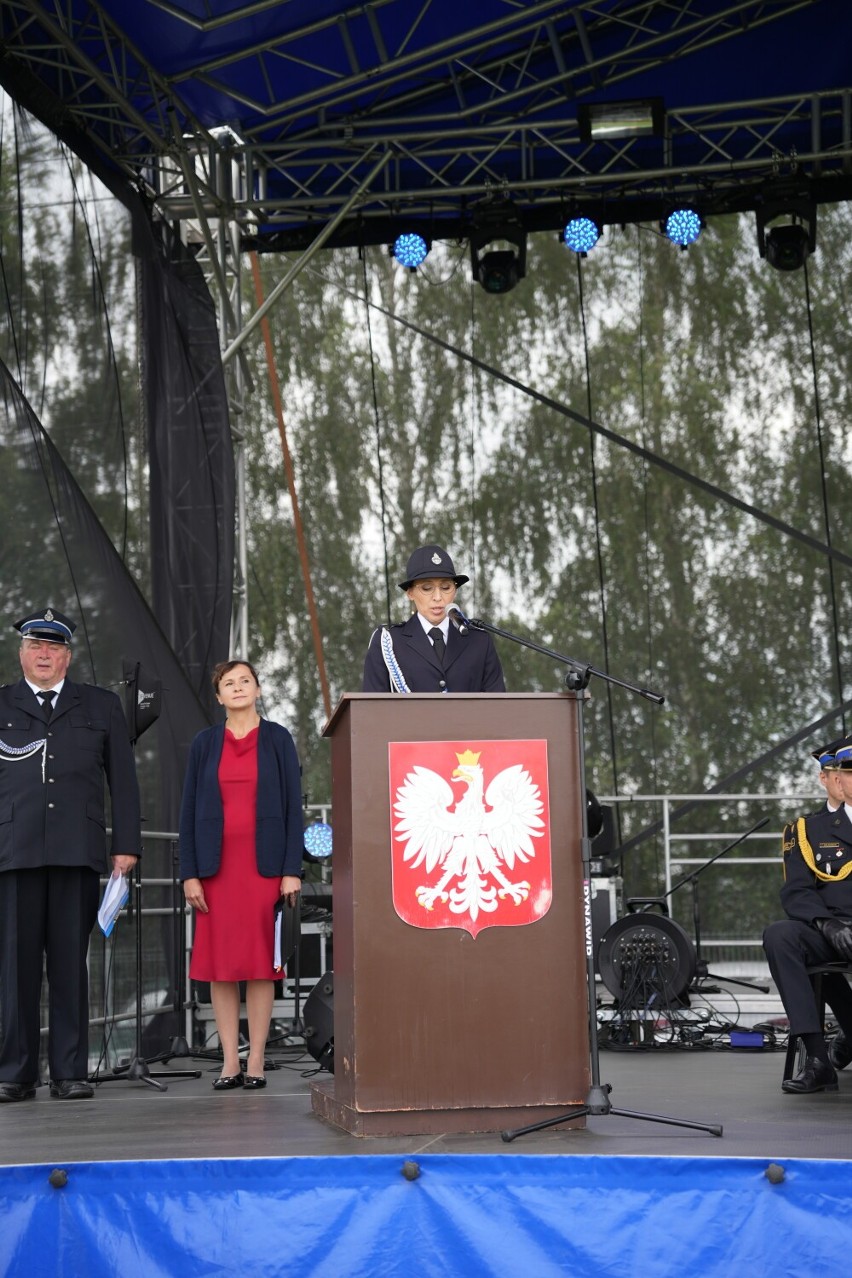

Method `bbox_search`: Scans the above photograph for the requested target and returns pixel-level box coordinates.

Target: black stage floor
[3,1043,852,1166]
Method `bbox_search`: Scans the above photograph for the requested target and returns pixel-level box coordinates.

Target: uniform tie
[38,690,56,720]
[429,627,446,666]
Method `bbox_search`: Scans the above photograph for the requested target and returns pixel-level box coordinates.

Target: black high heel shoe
[212,1073,244,1090]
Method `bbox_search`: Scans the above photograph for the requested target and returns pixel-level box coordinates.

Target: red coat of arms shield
[388,738,552,938]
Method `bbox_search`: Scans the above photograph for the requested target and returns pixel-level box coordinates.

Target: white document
[98,871,130,937]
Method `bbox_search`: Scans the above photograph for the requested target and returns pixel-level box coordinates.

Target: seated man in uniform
[362,544,505,694]
[763,737,852,1094]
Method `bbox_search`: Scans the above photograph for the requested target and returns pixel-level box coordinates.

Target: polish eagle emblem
[391,745,551,936]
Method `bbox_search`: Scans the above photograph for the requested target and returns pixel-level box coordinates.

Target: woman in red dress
[180,661,303,1090]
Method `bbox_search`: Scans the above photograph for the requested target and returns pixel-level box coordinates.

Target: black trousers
[763,917,852,1036]
[0,865,100,1082]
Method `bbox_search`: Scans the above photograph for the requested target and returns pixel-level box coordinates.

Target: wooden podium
[310,692,590,1136]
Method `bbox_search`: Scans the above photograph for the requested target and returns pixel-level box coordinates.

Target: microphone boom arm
[463,614,665,705]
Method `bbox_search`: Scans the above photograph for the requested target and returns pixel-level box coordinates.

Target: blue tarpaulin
[2,1154,851,1277]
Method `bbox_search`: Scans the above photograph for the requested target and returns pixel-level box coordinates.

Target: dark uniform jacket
[179,719,304,881]
[362,618,505,693]
[780,806,852,925]
[0,678,141,873]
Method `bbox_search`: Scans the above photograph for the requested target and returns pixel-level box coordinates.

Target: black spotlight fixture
[469,199,527,295]
[756,180,817,272]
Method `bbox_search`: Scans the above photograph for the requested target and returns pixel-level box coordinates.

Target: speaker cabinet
[304,971,334,1073]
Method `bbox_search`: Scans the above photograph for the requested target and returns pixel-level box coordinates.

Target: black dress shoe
[49,1079,94,1100]
[212,1073,244,1090]
[829,1030,852,1071]
[0,1081,37,1102]
[243,1075,267,1090]
[782,1056,839,1094]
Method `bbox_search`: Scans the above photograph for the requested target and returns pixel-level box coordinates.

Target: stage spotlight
[391,232,429,270]
[755,181,817,272]
[763,224,811,271]
[578,98,665,142]
[304,820,333,860]
[562,216,601,255]
[662,208,703,248]
[469,200,527,295]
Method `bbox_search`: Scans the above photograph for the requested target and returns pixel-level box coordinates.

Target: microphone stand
[448,611,722,1141]
[664,817,771,994]
[92,665,202,1090]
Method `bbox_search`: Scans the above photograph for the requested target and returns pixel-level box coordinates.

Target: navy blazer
[781,806,852,924]
[362,618,505,693]
[0,677,141,873]
[179,719,303,881]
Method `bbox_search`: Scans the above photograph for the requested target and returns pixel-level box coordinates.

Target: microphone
[446,604,471,636]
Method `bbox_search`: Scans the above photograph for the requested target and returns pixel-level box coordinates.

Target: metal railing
[69,793,810,1057]
[597,791,822,959]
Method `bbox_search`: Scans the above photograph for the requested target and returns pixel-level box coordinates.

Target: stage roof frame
[0,0,851,252]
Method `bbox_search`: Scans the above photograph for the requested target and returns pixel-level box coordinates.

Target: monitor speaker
[304,971,334,1073]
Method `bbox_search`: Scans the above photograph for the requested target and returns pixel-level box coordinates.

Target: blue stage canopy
[0,1,850,249]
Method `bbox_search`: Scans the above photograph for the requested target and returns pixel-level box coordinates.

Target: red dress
[189,727,280,982]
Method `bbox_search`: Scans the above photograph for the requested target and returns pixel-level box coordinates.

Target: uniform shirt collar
[415,613,449,640]
[25,677,66,699]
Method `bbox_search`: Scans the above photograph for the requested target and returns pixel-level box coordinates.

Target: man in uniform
[362,545,505,694]
[0,608,140,1101]
[763,737,852,1093]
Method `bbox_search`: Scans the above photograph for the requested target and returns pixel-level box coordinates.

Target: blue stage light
[664,208,702,247]
[392,232,429,269]
[303,821,333,859]
[562,216,601,254]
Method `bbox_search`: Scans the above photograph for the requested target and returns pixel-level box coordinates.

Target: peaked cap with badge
[810,735,852,771]
[398,545,469,590]
[15,608,76,646]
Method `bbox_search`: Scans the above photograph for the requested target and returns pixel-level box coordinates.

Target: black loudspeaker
[304,971,334,1073]
[589,804,619,875]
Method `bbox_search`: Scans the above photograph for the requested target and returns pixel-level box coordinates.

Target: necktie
[429,627,446,666]
[39,690,56,720]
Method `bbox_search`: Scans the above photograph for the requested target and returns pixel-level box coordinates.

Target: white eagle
[393,750,545,921]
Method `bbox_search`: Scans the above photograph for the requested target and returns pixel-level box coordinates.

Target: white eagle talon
[415,886,447,910]
[498,881,530,904]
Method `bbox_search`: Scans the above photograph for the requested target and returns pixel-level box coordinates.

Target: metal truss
[0,0,849,248]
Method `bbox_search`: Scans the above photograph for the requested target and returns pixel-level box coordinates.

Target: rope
[803,255,845,733]
[361,251,393,625]
[575,254,621,813]
[636,227,658,862]
[469,279,478,614]
[249,252,331,719]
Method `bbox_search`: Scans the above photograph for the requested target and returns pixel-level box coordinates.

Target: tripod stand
[665,817,771,996]
[132,838,221,1068]
[443,609,722,1142]
[92,663,201,1090]
[93,857,202,1089]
